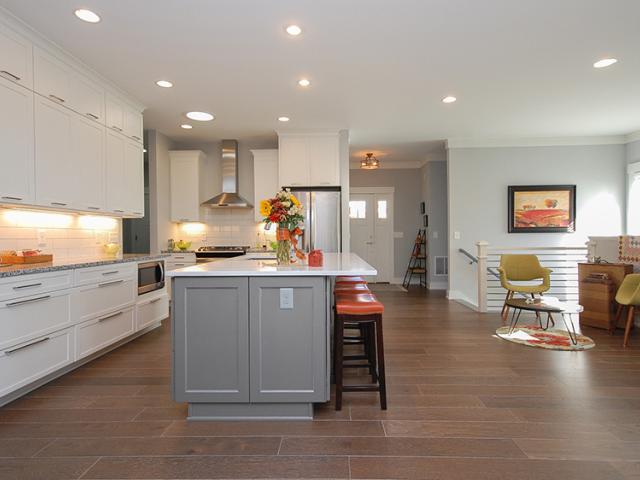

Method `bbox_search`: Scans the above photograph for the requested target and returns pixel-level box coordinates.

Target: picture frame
[508,185,576,233]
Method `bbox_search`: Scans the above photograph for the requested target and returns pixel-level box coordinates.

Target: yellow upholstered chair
[614,274,640,347]
[497,254,552,320]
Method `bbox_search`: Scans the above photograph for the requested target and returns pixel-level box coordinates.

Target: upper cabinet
[278,132,340,187]
[0,22,33,89]
[105,94,125,133]
[252,149,279,222]
[34,47,73,107]
[170,151,206,223]
[0,76,34,205]
[124,106,143,142]
[73,73,105,123]
[107,93,142,142]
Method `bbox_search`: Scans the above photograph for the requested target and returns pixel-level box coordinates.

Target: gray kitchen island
[167,252,376,420]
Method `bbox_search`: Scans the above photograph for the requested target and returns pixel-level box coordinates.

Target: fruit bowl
[175,240,192,251]
[103,243,121,256]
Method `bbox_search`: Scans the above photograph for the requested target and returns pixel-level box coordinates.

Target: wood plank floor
[1,288,640,479]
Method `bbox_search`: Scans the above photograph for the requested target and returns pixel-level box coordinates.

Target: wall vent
[434,256,448,276]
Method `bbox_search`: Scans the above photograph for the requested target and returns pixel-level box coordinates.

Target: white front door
[349,191,394,283]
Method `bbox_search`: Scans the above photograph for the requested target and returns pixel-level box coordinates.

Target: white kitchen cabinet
[0,76,35,206]
[278,133,340,187]
[105,129,126,214]
[0,270,73,302]
[71,114,105,212]
[124,106,143,142]
[75,307,135,359]
[72,73,105,124]
[136,293,169,331]
[71,277,136,324]
[124,139,145,216]
[170,150,206,222]
[33,46,73,107]
[34,95,74,209]
[252,149,279,222]
[105,93,125,133]
[0,22,33,89]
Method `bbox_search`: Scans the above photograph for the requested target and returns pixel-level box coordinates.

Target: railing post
[586,239,597,263]
[476,241,489,313]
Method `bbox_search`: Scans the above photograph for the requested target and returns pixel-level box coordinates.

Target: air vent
[434,256,448,276]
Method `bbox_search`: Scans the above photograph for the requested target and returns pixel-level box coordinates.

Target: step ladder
[402,229,427,289]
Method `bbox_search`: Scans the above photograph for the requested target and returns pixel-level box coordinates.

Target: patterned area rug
[619,235,640,263]
[495,326,595,351]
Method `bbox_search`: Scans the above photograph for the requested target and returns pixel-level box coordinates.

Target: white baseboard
[447,289,479,311]
[428,281,448,290]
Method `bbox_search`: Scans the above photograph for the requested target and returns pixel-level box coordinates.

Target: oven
[138,260,165,295]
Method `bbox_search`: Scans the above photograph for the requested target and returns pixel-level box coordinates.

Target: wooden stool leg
[613,304,624,335]
[334,314,344,410]
[367,323,378,383]
[374,314,387,410]
[624,306,635,348]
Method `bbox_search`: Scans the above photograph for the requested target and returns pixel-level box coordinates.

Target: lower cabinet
[0,327,75,397]
[76,307,134,359]
[172,276,327,404]
[136,294,169,331]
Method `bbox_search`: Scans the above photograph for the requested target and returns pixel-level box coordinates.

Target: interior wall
[448,143,627,307]
[350,168,422,280]
[147,130,176,253]
[421,161,448,289]
[627,139,640,164]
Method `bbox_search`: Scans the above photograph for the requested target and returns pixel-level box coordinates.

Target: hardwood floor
[1,288,640,479]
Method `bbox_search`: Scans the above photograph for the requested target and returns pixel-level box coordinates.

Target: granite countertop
[166,252,376,278]
[0,253,170,278]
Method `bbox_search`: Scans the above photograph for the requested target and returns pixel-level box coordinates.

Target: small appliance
[138,260,165,295]
[195,246,250,264]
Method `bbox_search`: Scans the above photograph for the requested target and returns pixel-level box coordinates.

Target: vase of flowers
[260,189,304,265]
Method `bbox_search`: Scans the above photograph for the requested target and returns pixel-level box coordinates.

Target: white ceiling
[2,0,639,164]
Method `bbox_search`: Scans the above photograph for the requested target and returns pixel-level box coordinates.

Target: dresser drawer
[71,278,136,323]
[76,307,134,359]
[73,262,136,287]
[0,289,72,350]
[0,270,73,301]
[0,327,75,397]
[136,294,169,330]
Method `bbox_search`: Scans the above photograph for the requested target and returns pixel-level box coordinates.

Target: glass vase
[276,226,291,265]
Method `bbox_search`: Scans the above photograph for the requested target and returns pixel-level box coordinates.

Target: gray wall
[628,140,640,164]
[421,161,448,288]
[448,143,627,307]
[147,130,177,253]
[350,168,422,279]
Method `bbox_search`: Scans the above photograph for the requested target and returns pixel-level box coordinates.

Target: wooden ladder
[402,229,427,289]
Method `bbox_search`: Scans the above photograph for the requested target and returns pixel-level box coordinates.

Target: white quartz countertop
[166,252,377,277]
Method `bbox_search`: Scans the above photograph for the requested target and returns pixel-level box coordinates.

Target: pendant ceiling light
[360,152,380,170]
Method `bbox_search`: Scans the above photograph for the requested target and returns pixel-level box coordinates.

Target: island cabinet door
[249,277,328,403]
[172,277,249,403]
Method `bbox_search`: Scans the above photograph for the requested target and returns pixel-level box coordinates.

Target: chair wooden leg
[623,306,635,348]
[502,291,512,321]
[532,293,542,323]
[374,314,387,410]
[613,304,624,335]
[334,314,344,410]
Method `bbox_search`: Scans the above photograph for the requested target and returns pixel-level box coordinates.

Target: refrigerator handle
[309,192,315,251]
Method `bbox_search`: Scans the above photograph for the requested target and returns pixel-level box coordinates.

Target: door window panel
[377,200,387,219]
[349,200,366,219]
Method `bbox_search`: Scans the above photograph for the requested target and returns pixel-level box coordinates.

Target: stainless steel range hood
[202,139,253,209]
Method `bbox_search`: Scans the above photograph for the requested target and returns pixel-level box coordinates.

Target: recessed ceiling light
[186,111,214,121]
[286,25,302,36]
[180,124,193,129]
[298,79,311,87]
[278,116,290,122]
[442,96,457,104]
[156,80,173,88]
[593,58,618,69]
[74,9,101,23]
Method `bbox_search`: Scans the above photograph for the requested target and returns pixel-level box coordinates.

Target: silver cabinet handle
[48,94,65,103]
[98,311,123,322]
[85,112,99,120]
[2,196,23,201]
[98,279,124,288]
[113,209,125,213]
[131,135,141,140]
[173,256,185,259]
[0,70,20,81]
[6,295,51,307]
[101,270,119,276]
[5,336,50,355]
[13,282,43,290]
[150,298,162,303]
[87,206,101,210]
[111,125,123,132]
[51,201,67,206]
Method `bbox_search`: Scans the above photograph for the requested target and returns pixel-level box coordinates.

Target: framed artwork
[420,201,425,214]
[508,185,576,233]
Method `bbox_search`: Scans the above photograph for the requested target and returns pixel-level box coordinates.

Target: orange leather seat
[335,283,370,294]
[336,276,367,284]
[336,293,384,315]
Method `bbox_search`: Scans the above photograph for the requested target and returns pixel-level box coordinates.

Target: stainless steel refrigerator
[289,187,342,253]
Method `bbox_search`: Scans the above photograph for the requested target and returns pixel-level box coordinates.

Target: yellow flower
[259,200,272,217]
[291,195,300,207]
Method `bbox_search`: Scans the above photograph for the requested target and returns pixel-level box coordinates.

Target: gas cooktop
[196,246,250,258]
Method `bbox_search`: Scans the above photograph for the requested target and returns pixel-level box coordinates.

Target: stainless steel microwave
[138,260,165,295]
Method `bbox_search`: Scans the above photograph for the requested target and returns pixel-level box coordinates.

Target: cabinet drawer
[71,278,136,323]
[0,289,71,350]
[76,307,134,359]
[0,328,75,397]
[168,253,196,262]
[73,263,136,287]
[136,294,169,330]
[0,271,73,301]
[166,261,196,271]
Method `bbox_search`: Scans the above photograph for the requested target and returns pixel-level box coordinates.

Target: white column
[476,241,489,313]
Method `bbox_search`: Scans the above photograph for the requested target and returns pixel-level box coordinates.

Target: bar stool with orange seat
[334,291,387,410]
[335,276,367,285]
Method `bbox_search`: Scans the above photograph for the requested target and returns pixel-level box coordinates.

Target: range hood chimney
[202,139,253,209]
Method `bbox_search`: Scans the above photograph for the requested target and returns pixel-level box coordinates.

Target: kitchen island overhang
[168,253,376,420]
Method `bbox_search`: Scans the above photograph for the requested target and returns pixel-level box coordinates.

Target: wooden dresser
[578,263,633,330]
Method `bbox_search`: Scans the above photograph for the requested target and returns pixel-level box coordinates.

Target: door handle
[85,112,99,120]
[13,282,43,290]
[48,94,66,103]
[5,336,50,355]
[2,196,23,201]
[0,70,20,82]
[98,279,124,288]
[98,311,123,322]
[6,295,51,307]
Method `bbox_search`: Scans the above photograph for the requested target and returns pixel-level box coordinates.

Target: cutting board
[0,254,53,264]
